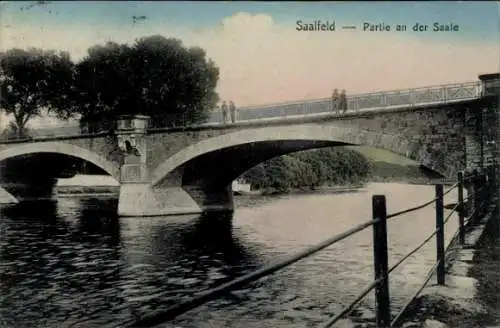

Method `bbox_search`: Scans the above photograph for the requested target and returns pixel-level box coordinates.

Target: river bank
[396,203,500,328]
[53,179,449,197]
[55,185,120,196]
[235,177,454,197]
[233,183,365,196]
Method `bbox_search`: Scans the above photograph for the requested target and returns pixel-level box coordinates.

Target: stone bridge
[0,73,498,216]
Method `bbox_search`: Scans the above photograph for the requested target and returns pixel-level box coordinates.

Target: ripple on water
[0,183,459,328]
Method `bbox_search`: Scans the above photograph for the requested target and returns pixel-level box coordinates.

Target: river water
[0,182,460,328]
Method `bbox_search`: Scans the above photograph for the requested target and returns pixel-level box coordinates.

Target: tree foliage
[0,121,32,141]
[0,48,75,137]
[0,36,220,134]
[241,147,371,193]
[75,35,220,129]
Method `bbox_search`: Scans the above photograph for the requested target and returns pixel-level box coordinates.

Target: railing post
[435,184,446,285]
[372,195,391,327]
[409,90,415,107]
[491,165,497,199]
[457,172,465,245]
[478,170,485,217]
[485,166,493,206]
[489,166,495,201]
[473,169,480,223]
[485,167,491,206]
[380,93,387,107]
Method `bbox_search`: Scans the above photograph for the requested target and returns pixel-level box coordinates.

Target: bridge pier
[484,74,500,213]
[118,184,203,216]
[0,159,59,201]
[463,74,499,213]
[479,74,499,198]
[115,115,207,217]
[1,177,57,201]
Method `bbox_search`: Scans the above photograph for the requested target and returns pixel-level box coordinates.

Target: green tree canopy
[74,35,220,129]
[0,48,75,138]
[241,147,371,193]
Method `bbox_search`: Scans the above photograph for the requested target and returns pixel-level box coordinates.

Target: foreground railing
[0,80,483,143]
[129,165,497,328]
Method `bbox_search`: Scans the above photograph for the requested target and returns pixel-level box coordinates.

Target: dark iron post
[488,166,495,203]
[480,170,486,215]
[457,172,465,245]
[435,184,445,285]
[485,167,491,206]
[372,195,391,326]
[492,165,497,199]
[473,169,480,222]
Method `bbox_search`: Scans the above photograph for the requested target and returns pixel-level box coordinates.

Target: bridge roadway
[23,79,485,139]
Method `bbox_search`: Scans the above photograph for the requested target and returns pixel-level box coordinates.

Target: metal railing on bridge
[0,80,483,142]
[208,80,482,124]
[128,165,497,328]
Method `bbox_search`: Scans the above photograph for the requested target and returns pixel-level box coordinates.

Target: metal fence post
[489,166,495,201]
[457,172,465,245]
[435,184,445,285]
[486,167,492,206]
[492,165,497,199]
[478,170,485,217]
[372,195,391,327]
[473,169,480,222]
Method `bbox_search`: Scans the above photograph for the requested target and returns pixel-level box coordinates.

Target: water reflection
[0,199,262,328]
[118,212,260,311]
[0,199,124,328]
[0,184,461,328]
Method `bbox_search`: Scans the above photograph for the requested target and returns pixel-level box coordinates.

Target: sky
[0,1,499,127]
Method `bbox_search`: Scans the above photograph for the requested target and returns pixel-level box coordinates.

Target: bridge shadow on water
[0,198,260,328]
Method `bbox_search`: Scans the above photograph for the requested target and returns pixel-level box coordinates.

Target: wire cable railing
[386,182,459,220]
[131,217,381,327]
[0,80,485,143]
[129,166,497,328]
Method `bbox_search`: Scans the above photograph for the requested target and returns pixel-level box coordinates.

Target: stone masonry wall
[334,103,470,177]
[64,136,124,171]
[0,136,123,181]
[145,101,478,180]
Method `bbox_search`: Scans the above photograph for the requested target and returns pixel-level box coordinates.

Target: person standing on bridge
[229,100,237,123]
[339,89,347,114]
[221,101,228,124]
[332,88,340,114]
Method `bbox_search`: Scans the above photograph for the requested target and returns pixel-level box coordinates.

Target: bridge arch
[151,124,449,187]
[0,141,121,181]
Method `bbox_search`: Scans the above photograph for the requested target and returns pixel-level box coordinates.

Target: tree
[74,35,220,129]
[241,147,372,193]
[0,48,75,138]
[0,121,32,141]
[241,165,267,190]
